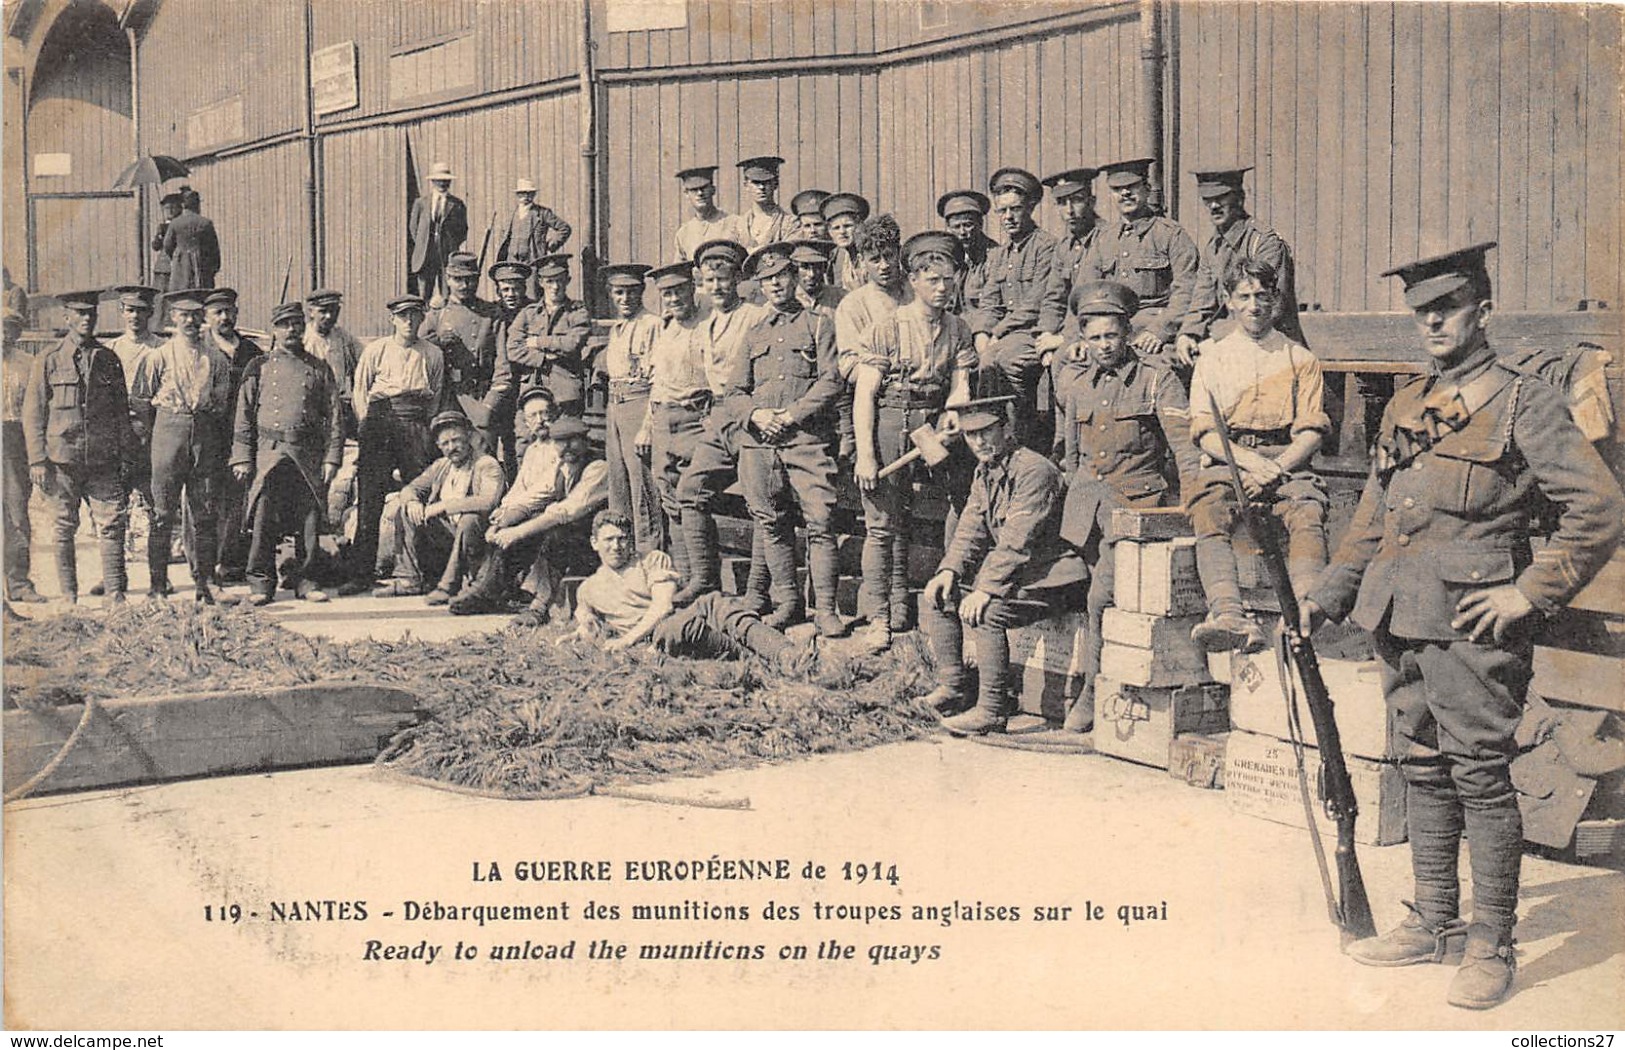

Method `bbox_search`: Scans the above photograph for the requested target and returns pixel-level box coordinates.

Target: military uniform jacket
[1308,351,1624,642]
[425,297,502,398]
[674,210,736,262]
[1057,354,1198,549]
[503,298,592,405]
[1080,213,1200,342]
[231,349,345,517]
[952,230,999,316]
[940,446,1086,598]
[1037,225,1100,334]
[1180,217,1305,344]
[22,335,136,471]
[497,204,571,265]
[720,301,841,447]
[965,226,1058,338]
[162,210,221,290]
[213,333,264,415]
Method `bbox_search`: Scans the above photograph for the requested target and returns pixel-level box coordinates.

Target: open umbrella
[112,154,191,190]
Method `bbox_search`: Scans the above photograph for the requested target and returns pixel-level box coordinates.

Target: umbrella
[112,154,191,190]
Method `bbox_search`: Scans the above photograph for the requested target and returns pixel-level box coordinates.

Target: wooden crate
[1100,638,1215,689]
[1169,732,1229,789]
[1110,506,1194,541]
[1224,729,1408,847]
[1226,652,1392,760]
[1114,537,1205,617]
[990,612,1087,722]
[1094,675,1229,769]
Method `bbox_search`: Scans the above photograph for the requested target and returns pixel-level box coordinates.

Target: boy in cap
[730,156,795,250]
[1177,165,1304,356]
[373,409,506,603]
[937,190,996,315]
[789,189,831,242]
[23,290,138,603]
[1304,243,1624,1008]
[847,230,976,652]
[504,254,591,448]
[600,263,665,554]
[496,178,572,297]
[202,287,263,585]
[920,409,1087,735]
[231,302,346,605]
[1056,280,1200,731]
[303,288,364,526]
[407,161,468,304]
[1186,258,1330,653]
[340,294,446,594]
[821,192,871,293]
[672,166,735,263]
[3,310,45,603]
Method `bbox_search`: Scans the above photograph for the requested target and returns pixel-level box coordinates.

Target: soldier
[407,161,468,304]
[373,409,506,604]
[202,287,263,585]
[339,294,446,595]
[303,288,364,527]
[504,254,591,443]
[106,284,165,573]
[1033,167,1103,397]
[1078,157,1200,365]
[672,166,734,263]
[964,167,1057,448]
[131,290,234,602]
[789,189,831,241]
[919,410,1087,735]
[730,156,795,250]
[1186,258,1330,653]
[477,259,537,473]
[1055,281,1199,732]
[496,177,571,299]
[163,188,221,292]
[22,290,137,604]
[230,302,345,606]
[792,240,846,313]
[821,192,871,293]
[3,310,45,604]
[721,242,846,636]
[937,190,996,316]
[1302,244,1624,1009]
[1177,165,1305,358]
[424,252,501,439]
[600,263,665,554]
[847,231,975,653]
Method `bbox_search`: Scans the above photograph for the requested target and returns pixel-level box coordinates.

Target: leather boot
[741,529,771,615]
[941,705,1008,736]
[1191,604,1267,653]
[1346,902,1468,967]
[808,536,848,638]
[56,546,79,604]
[672,510,720,606]
[920,685,966,715]
[1447,924,1516,1009]
[1063,677,1094,732]
[450,549,510,615]
[99,538,127,604]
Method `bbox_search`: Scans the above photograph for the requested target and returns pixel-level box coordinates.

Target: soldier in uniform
[1034,167,1103,406]
[937,190,996,316]
[1055,281,1199,732]
[1302,243,1624,1009]
[793,240,846,313]
[821,192,871,293]
[230,302,345,605]
[789,189,830,242]
[964,167,1057,449]
[477,259,537,474]
[1177,165,1305,358]
[340,294,446,594]
[424,252,502,445]
[1078,158,1200,367]
[672,166,735,263]
[496,178,571,299]
[3,310,45,604]
[719,242,847,636]
[847,231,975,653]
[920,410,1087,735]
[22,290,137,604]
[504,254,591,440]
[599,263,665,554]
[202,287,263,585]
[303,288,364,526]
[730,156,795,251]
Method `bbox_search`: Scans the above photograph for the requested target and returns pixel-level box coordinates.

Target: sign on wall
[187,95,245,154]
[311,41,359,117]
[605,0,687,33]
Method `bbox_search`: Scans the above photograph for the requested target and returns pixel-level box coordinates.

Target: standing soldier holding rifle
[1301,244,1624,1008]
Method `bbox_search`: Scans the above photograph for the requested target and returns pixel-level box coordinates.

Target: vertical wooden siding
[26,6,131,195]
[320,126,407,338]
[1175,1,1623,314]
[30,197,138,309]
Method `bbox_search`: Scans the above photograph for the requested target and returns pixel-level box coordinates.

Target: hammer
[875,395,1014,479]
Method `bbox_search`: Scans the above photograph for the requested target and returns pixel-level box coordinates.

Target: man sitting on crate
[919,409,1088,736]
[1055,280,1200,733]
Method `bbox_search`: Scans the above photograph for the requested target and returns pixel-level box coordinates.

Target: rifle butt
[1335,826,1379,943]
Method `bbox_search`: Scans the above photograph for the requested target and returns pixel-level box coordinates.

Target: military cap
[445,252,480,278]
[518,387,555,411]
[535,254,573,280]
[53,290,102,312]
[386,294,427,315]
[649,261,696,290]
[937,190,991,220]
[790,240,836,266]
[676,165,718,189]
[305,288,344,306]
[791,189,831,217]
[490,260,536,283]
[110,284,160,309]
[515,177,538,193]
[902,231,966,272]
[427,161,455,182]
[165,289,208,312]
[821,193,870,223]
[695,239,748,270]
[738,155,785,182]
[548,416,589,440]
[1043,168,1100,202]
[601,263,651,288]
[429,409,474,437]
[744,242,797,280]
[1191,165,1252,200]
[270,302,305,326]
[989,166,1042,201]
[1070,280,1140,318]
[1381,242,1497,310]
[956,410,1004,434]
[1102,157,1156,188]
[204,287,239,308]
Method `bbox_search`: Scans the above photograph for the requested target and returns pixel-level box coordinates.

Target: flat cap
[518,387,555,410]
[53,290,102,311]
[305,288,344,306]
[1102,157,1155,188]
[738,155,785,181]
[956,410,1003,434]
[790,240,835,266]
[532,254,572,280]
[204,287,239,308]
[989,166,1041,200]
[270,302,305,325]
[791,189,831,217]
[601,263,651,289]
[1191,165,1252,199]
[489,260,535,283]
[649,261,696,290]
[429,409,473,436]
[1381,242,1497,310]
[937,190,991,220]
[902,231,965,272]
[1043,168,1100,201]
[445,252,480,278]
[744,242,797,280]
[695,239,748,270]
[1070,280,1140,318]
[548,416,589,439]
[386,294,427,314]
[165,289,208,311]
[821,192,870,223]
[110,284,160,309]
[676,165,718,189]
[515,177,538,193]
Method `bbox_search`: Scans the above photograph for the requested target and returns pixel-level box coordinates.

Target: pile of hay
[3,603,939,797]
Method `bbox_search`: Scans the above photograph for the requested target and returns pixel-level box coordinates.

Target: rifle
[875,395,1015,479]
[277,253,294,307]
[1206,389,1377,947]
[476,211,498,297]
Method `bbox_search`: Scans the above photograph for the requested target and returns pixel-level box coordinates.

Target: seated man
[920,410,1088,736]
[574,510,814,673]
[450,398,606,622]
[1186,259,1331,652]
[374,410,507,604]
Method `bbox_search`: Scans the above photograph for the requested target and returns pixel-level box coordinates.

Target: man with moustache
[496,178,571,299]
[1033,167,1103,387]
[424,252,502,438]
[201,287,263,585]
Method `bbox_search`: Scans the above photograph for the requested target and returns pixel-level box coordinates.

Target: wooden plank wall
[25,6,132,195]
[318,127,407,340]
[1175,1,1624,315]
[29,197,139,313]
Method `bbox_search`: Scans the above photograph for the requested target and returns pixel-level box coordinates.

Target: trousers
[149,408,227,589]
[652,590,793,662]
[3,421,33,591]
[604,393,664,554]
[246,459,321,593]
[352,398,435,581]
[41,461,127,597]
[921,580,1088,715]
